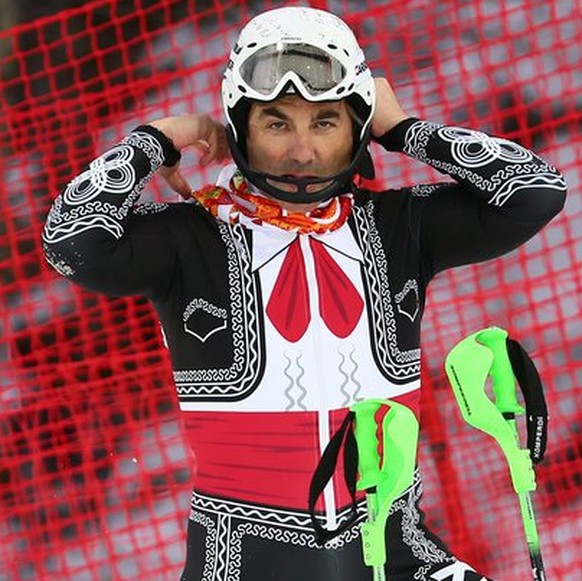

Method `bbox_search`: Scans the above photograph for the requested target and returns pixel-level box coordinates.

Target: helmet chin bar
[226,126,372,205]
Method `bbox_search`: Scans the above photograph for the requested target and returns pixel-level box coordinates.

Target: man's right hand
[148,114,229,199]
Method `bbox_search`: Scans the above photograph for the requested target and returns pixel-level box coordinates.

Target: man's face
[246,95,354,209]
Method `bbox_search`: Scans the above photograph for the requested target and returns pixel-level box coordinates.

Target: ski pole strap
[506,338,548,463]
[308,410,359,545]
[308,398,419,562]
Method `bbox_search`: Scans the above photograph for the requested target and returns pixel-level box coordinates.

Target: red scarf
[192,171,364,341]
[191,171,353,234]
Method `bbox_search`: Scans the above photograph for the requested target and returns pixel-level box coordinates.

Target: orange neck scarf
[191,171,353,235]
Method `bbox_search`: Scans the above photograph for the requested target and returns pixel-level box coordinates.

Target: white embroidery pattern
[121,130,165,167]
[188,471,454,581]
[411,183,443,198]
[403,120,445,160]
[389,474,452,580]
[132,202,169,215]
[190,511,217,580]
[395,279,420,323]
[403,120,565,208]
[189,492,366,581]
[352,203,421,383]
[488,167,566,207]
[43,199,126,244]
[415,564,434,580]
[183,298,228,343]
[438,126,533,168]
[174,221,264,400]
[62,145,136,205]
[43,148,143,246]
[42,132,164,270]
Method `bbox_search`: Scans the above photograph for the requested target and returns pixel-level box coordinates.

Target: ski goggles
[238,42,347,98]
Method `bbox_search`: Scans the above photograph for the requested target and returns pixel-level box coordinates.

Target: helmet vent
[238,85,247,93]
[327,43,338,49]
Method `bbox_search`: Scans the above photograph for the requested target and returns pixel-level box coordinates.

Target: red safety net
[1,0,581,579]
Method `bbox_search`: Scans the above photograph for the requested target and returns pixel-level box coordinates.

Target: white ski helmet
[222,7,376,203]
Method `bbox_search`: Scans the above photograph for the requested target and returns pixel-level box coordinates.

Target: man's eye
[269,121,286,130]
[316,121,334,129]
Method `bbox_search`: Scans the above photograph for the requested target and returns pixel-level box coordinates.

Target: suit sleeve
[42,128,181,299]
[376,119,567,277]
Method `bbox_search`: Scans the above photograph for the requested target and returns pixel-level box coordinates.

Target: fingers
[198,121,229,167]
[164,116,228,167]
[158,166,192,200]
[191,139,211,165]
[148,114,230,165]
[156,119,229,200]
[196,140,213,167]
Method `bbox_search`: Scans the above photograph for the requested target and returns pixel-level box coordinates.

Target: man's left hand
[371,77,410,137]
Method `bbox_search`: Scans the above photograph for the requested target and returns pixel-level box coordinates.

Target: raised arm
[42,115,228,297]
[371,78,567,276]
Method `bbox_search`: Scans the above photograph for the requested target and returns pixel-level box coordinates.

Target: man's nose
[288,132,316,165]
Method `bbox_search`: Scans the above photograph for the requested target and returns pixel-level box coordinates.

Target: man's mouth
[282,174,319,179]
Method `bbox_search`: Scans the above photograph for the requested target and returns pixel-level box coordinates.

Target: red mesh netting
[1,0,581,579]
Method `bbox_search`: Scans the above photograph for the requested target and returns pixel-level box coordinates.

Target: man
[42,6,566,581]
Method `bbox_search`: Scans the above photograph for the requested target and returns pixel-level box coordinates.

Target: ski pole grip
[475,327,524,415]
[351,399,382,490]
[350,399,419,569]
[445,327,538,494]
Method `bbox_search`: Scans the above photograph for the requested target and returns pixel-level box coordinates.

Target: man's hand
[148,114,229,199]
[370,77,410,138]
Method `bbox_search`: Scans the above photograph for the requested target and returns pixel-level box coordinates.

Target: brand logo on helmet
[355,61,369,75]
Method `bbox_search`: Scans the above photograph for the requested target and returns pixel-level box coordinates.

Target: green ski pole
[445,326,547,581]
[350,399,419,581]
